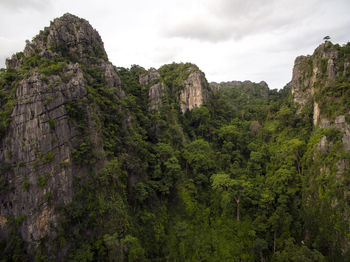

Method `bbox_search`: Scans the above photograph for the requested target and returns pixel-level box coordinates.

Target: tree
[211,173,251,221]
[323,36,331,42]
[183,139,215,180]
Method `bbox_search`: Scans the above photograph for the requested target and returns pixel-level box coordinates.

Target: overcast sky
[0,0,349,89]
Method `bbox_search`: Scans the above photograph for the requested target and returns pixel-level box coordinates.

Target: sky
[0,0,349,89]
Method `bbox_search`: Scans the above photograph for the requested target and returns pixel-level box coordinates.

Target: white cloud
[0,0,53,11]
[0,37,26,66]
[0,0,349,89]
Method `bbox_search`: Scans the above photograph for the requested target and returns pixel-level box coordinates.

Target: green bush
[39,61,66,76]
[38,174,50,188]
[43,152,55,163]
[49,119,55,131]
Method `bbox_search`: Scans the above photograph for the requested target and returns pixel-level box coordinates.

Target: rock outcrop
[180,70,209,113]
[290,42,349,124]
[210,80,269,100]
[0,64,85,247]
[141,64,209,113]
[290,41,350,159]
[139,68,165,110]
[298,42,350,256]
[0,13,124,255]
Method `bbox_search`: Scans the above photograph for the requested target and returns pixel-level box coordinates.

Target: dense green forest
[0,14,350,262]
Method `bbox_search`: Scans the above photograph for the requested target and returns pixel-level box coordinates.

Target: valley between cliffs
[0,13,349,261]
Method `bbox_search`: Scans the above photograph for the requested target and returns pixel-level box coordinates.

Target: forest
[0,13,350,262]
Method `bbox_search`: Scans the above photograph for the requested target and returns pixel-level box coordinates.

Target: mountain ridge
[0,13,349,261]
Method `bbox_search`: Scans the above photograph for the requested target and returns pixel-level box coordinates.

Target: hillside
[0,13,349,261]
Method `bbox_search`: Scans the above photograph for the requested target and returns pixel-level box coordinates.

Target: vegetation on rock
[0,13,349,261]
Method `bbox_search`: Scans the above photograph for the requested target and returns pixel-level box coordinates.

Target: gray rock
[289,42,342,115]
[209,80,269,99]
[343,127,350,152]
[149,82,165,110]
[320,119,330,129]
[317,136,329,153]
[139,68,165,110]
[0,12,124,256]
[180,70,209,113]
[335,115,346,130]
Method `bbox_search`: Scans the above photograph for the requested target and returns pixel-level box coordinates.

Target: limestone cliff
[210,80,269,99]
[290,42,350,124]
[0,13,124,256]
[294,42,350,256]
[144,63,209,113]
[179,70,209,113]
[290,41,350,157]
[139,68,165,110]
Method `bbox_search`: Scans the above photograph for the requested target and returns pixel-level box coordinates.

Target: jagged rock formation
[1,12,350,261]
[290,41,350,152]
[0,14,212,259]
[295,42,350,256]
[0,64,85,246]
[210,80,269,99]
[139,68,165,110]
[290,42,349,124]
[140,63,209,113]
[0,13,124,255]
[179,70,209,113]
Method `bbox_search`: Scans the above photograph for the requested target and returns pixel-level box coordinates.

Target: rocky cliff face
[290,42,349,124]
[293,42,350,256]
[179,70,209,113]
[0,64,85,248]
[139,68,165,111]
[141,64,209,113]
[0,17,212,257]
[0,13,124,255]
[210,80,269,99]
[290,40,350,159]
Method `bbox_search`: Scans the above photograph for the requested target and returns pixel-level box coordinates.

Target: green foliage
[0,216,29,261]
[0,69,18,140]
[48,118,55,131]
[38,61,66,76]
[273,239,325,262]
[183,139,215,181]
[158,62,199,94]
[43,151,55,163]
[1,34,349,261]
[319,58,329,74]
[72,142,96,166]
[22,179,30,191]
[37,173,50,188]
[43,96,54,106]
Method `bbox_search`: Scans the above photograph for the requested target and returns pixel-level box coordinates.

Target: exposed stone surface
[139,68,160,87]
[321,115,350,153]
[180,71,209,113]
[139,68,165,110]
[149,83,165,110]
[210,80,269,100]
[290,42,349,123]
[335,115,346,130]
[317,136,330,153]
[140,66,209,113]
[23,13,107,63]
[290,55,314,109]
[313,102,320,126]
[336,159,349,176]
[320,119,330,129]
[343,125,350,152]
[0,64,86,249]
[318,117,350,156]
[0,13,124,255]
